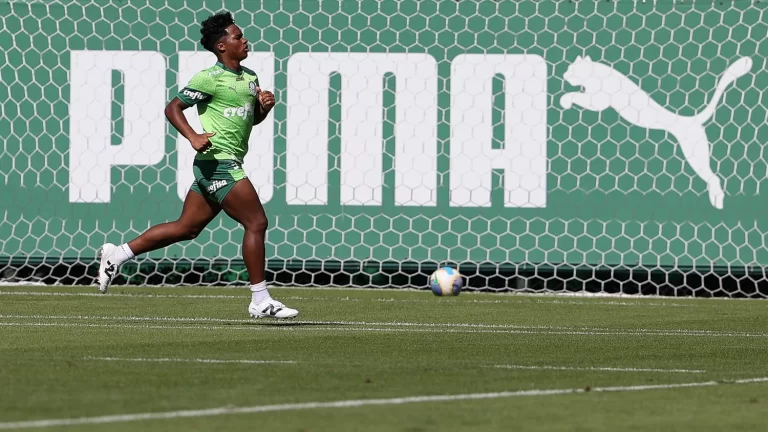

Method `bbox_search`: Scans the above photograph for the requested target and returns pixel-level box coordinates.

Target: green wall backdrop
[0,0,766,294]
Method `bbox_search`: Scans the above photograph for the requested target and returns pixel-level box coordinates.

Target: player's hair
[199,11,235,53]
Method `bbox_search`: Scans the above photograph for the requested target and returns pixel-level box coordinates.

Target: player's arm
[253,88,275,126]
[164,98,197,140]
[172,73,217,153]
[165,98,216,153]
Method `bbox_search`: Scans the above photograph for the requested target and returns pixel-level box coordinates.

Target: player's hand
[189,131,215,153]
[256,87,275,111]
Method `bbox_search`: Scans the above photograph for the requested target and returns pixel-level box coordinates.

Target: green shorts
[189,159,247,203]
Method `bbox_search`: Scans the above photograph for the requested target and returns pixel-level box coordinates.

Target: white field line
[0,282,719,297]
[86,358,697,373]
[0,290,695,307]
[1,321,768,338]
[0,314,763,337]
[1,377,767,430]
[0,283,721,300]
[83,357,296,365]
[493,364,705,373]
[0,291,242,299]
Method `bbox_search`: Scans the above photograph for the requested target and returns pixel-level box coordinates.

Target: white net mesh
[1,0,766,296]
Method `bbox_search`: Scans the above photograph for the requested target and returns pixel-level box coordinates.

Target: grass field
[1,285,768,431]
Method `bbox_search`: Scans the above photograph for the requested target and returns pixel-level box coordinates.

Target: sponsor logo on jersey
[182,88,207,101]
[208,68,225,76]
[223,103,254,120]
[207,179,228,193]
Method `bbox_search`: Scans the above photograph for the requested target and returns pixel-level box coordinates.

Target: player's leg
[97,190,221,293]
[126,192,221,255]
[220,179,268,285]
[219,179,298,319]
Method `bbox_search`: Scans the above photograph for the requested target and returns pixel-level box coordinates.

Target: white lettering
[206,179,227,193]
[176,51,275,203]
[449,54,547,207]
[68,50,166,203]
[286,53,438,205]
[67,50,548,208]
[220,104,253,119]
[182,89,206,100]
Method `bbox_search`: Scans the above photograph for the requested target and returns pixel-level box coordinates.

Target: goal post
[1,0,766,297]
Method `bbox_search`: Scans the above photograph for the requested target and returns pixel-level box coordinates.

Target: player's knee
[188,225,206,240]
[176,223,203,241]
[246,215,268,236]
[255,215,268,234]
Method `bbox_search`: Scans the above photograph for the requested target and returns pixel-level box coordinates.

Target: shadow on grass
[225,320,348,328]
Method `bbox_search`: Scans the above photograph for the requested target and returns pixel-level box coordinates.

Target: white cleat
[248,298,299,320]
[97,243,119,294]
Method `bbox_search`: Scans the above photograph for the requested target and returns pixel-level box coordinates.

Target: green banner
[1,0,766,285]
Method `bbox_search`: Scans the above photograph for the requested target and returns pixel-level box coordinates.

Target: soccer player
[96,11,298,319]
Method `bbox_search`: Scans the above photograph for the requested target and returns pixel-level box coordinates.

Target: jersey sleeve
[177,71,215,106]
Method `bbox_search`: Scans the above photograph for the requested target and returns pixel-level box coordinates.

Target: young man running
[97,11,298,319]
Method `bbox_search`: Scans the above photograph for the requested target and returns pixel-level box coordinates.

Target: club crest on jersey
[249,81,259,96]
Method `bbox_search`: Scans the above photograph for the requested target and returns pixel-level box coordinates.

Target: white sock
[250,281,271,304]
[113,244,135,266]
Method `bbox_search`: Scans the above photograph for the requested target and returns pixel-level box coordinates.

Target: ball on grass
[429,267,462,296]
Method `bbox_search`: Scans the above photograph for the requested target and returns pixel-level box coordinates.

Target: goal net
[1,0,766,297]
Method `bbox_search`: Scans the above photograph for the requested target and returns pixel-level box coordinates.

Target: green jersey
[177,62,261,162]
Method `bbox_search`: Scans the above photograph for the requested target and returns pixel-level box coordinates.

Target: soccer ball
[429,267,463,296]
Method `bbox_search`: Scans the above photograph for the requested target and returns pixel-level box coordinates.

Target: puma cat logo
[560,55,753,209]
